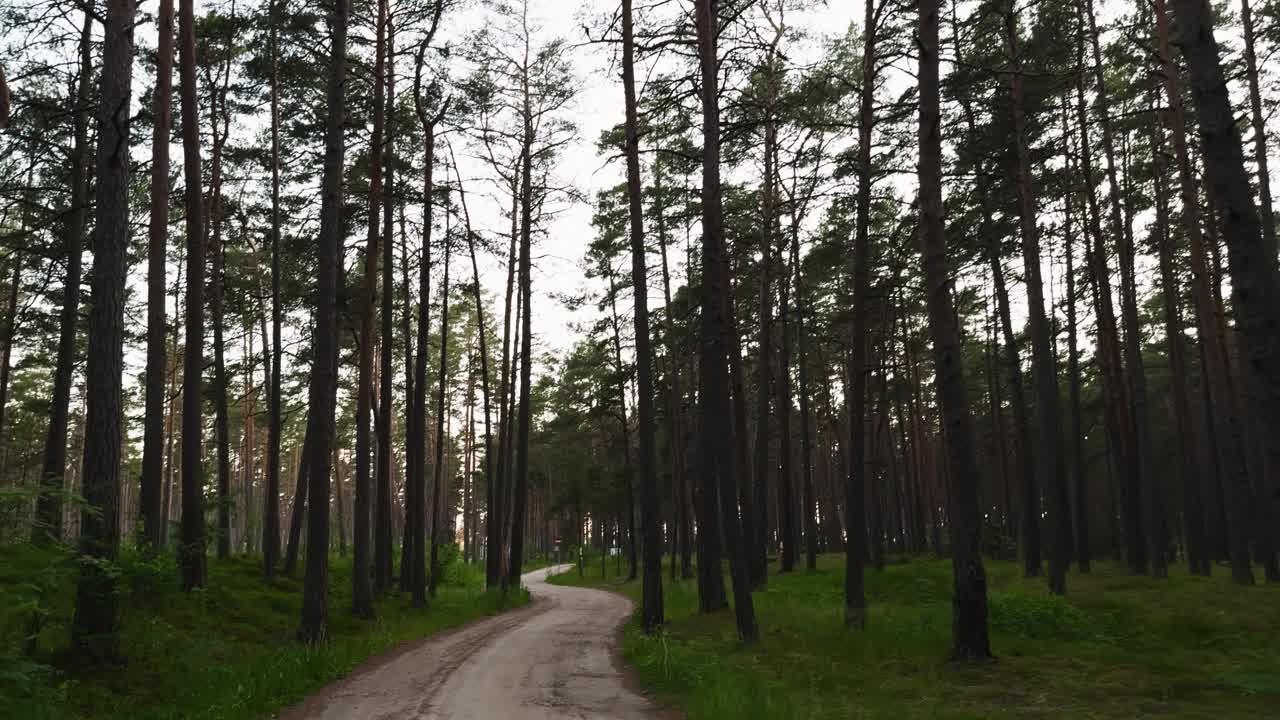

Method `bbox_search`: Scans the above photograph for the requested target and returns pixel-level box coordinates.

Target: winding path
[281,565,666,720]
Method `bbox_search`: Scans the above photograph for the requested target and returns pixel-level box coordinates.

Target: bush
[988,591,1092,640]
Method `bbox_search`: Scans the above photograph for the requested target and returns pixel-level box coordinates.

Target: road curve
[280,565,665,720]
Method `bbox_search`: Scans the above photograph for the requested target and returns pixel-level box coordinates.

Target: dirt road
[281,565,665,719]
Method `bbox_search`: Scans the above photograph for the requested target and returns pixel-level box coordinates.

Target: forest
[0,0,1277,717]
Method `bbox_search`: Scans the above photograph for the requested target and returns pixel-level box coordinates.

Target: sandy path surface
[280,565,666,720]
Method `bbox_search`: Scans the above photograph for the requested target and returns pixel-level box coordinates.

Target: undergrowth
[0,542,527,720]
[552,555,1280,719]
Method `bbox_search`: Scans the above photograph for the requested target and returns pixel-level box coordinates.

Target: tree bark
[208,11,234,561]
[622,0,663,632]
[375,0,396,595]
[1157,0,1256,584]
[71,0,135,659]
[178,0,208,591]
[919,0,990,659]
[410,41,445,603]
[139,0,174,551]
[845,0,878,627]
[352,0,388,619]
[35,3,94,545]
[429,212,451,598]
[695,0,758,642]
[298,0,349,642]
[1003,3,1072,593]
[1061,104,1089,573]
[263,0,284,580]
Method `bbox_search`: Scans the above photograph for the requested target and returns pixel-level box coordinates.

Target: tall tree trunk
[604,268,638,582]
[142,0,175,548]
[1083,0,1146,574]
[1072,0,1131,574]
[918,0,990,659]
[1062,105,1089,573]
[409,33,445,601]
[264,0,284,580]
[36,3,94,545]
[949,0,1037,573]
[793,233,817,571]
[1149,104,1209,576]
[752,43,779,586]
[71,0,135,659]
[451,153,495,585]
[1157,0,1256,584]
[622,0,663,631]
[352,0,387,620]
[506,10,537,590]
[695,0,758,642]
[1003,3,1072,593]
[845,0,878,628]
[1177,0,1280,581]
[652,168,693,581]
[299,0,349,643]
[375,0,396,595]
[178,0,208,591]
[777,216,796,574]
[429,218,451,598]
[488,171,518,589]
[208,13,234,561]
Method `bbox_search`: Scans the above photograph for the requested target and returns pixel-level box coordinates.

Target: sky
[448,0,860,357]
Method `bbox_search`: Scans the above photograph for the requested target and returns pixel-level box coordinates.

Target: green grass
[0,543,528,720]
[551,554,1280,719]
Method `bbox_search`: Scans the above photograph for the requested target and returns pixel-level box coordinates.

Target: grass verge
[551,554,1280,719]
[0,543,527,720]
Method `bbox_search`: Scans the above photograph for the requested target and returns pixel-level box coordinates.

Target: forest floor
[550,553,1280,719]
[0,544,530,720]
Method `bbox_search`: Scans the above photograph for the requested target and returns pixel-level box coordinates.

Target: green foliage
[552,555,1280,719]
[0,544,528,720]
[987,592,1090,640]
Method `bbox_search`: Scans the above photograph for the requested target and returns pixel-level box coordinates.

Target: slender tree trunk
[794,234,817,571]
[334,448,347,556]
[36,3,94,545]
[1062,105,1090,573]
[263,0,284,580]
[178,0,208,591]
[1083,0,1146,574]
[299,0,350,643]
[429,219,451,598]
[695,0,757,642]
[1004,4,1071,593]
[1149,105,1208,575]
[752,49,779,586]
[375,0,396,595]
[452,155,495,584]
[208,15,234,561]
[652,169,693,581]
[845,0,878,627]
[488,168,518,589]
[623,0,663,631]
[1157,0,1255,584]
[410,41,445,602]
[777,205,796,575]
[352,0,387,619]
[919,0,990,659]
